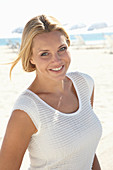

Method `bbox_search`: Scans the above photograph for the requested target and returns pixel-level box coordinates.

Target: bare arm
[92,154,101,170]
[91,88,101,170]
[0,110,37,170]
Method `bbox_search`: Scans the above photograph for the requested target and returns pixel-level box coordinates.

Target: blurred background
[0,0,113,48]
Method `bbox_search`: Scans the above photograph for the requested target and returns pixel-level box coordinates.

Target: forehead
[32,31,66,48]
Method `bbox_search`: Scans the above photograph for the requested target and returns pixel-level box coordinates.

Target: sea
[0,32,113,46]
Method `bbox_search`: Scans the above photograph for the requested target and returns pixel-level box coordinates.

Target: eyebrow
[38,49,49,53]
[58,44,67,49]
[38,44,67,53]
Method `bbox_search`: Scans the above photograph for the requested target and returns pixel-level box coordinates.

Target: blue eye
[41,52,49,56]
[59,46,67,52]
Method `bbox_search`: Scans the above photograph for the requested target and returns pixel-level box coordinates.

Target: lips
[49,65,64,72]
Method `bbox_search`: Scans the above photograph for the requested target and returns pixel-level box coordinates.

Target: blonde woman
[0,15,102,170]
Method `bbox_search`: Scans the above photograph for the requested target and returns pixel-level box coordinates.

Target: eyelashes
[41,52,49,56]
[58,46,67,52]
[40,46,67,57]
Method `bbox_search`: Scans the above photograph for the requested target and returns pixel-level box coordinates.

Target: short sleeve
[81,73,94,98]
[12,94,40,130]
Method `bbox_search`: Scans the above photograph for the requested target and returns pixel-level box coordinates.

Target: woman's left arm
[92,154,101,170]
[91,88,101,170]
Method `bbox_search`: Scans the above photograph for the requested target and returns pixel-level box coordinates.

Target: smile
[50,65,64,71]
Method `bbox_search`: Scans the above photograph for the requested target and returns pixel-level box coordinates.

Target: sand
[0,45,113,169]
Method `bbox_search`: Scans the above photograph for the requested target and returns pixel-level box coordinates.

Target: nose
[52,53,61,63]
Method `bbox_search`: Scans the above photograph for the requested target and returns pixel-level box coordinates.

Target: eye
[59,46,67,52]
[41,52,49,56]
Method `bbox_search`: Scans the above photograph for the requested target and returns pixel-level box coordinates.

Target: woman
[0,15,102,170]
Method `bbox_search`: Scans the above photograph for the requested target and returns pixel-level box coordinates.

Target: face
[30,31,71,82]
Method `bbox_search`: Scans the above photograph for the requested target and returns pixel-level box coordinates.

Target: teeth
[51,66,63,71]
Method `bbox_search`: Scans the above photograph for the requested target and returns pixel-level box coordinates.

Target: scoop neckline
[25,74,82,116]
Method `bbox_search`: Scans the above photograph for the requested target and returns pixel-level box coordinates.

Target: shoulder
[13,90,37,111]
[80,72,94,97]
[67,71,94,85]
[79,72,94,88]
[10,109,37,136]
[12,90,39,130]
[67,71,94,97]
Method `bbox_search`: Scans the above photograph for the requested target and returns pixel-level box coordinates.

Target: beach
[0,45,113,169]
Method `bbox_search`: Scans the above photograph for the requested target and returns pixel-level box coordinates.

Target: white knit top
[12,72,102,170]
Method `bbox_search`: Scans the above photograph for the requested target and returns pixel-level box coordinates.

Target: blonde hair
[10,15,70,78]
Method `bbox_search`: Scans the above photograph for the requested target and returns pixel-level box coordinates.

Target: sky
[0,0,113,37]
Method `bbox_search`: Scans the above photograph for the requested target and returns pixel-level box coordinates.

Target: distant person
[0,14,102,170]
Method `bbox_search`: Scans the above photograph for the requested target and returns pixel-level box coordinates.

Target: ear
[30,57,35,65]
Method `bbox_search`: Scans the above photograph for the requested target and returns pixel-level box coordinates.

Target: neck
[30,75,68,94]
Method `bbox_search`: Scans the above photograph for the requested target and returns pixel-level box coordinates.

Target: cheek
[34,58,50,71]
[66,51,71,63]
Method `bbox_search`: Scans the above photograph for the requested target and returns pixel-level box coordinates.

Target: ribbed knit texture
[12,72,102,170]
